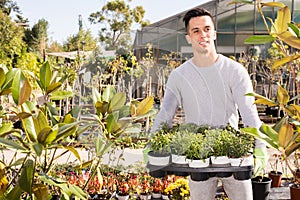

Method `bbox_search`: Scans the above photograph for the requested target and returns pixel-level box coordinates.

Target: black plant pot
[149,169,167,178]
[252,176,272,200]
[51,195,61,200]
[190,172,210,181]
[233,171,252,180]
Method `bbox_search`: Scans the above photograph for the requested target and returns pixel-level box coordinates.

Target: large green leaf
[288,23,300,38]
[0,68,17,95]
[11,69,25,105]
[244,35,275,44]
[92,88,101,104]
[37,127,53,145]
[32,143,43,157]
[17,78,32,106]
[33,183,48,200]
[54,122,79,142]
[245,92,277,107]
[40,61,52,90]
[0,122,13,137]
[19,159,34,194]
[0,68,5,89]
[5,185,23,200]
[34,111,48,137]
[49,90,73,100]
[62,146,81,162]
[46,82,62,94]
[0,138,28,151]
[109,92,126,112]
[102,85,116,102]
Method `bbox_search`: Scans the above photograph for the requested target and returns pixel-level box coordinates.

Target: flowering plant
[138,173,152,194]
[152,178,163,194]
[164,177,190,200]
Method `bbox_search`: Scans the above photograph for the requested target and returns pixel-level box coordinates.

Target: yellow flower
[0,163,8,195]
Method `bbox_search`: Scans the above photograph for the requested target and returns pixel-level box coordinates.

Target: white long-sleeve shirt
[151,54,264,147]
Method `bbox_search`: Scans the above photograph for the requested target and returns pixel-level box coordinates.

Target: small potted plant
[169,130,193,164]
[164,177,190,200]
[147,123,174,166]
[152,178,164,199]
[226,127,254,167]
[116,181,130,200]
[185,133,211,168]
[268,153,283,188]
[205,128,230,165]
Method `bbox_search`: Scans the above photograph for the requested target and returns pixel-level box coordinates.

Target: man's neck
[192,52,219,67]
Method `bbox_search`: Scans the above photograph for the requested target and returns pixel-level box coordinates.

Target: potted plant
[169,130,194,164]
[147,124,174,166]
[116,181,130,200]
[164,177,190,200]
[151,178,163,199]
[268,153,283,188]
[205,128,230,165]
[185,133,211,168]
[242,83,300,199]
[226,127,254,167]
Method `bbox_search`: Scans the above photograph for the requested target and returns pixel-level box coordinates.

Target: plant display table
[147,163,253,181]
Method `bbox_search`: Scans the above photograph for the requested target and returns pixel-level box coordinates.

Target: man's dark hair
[183,8,214,32]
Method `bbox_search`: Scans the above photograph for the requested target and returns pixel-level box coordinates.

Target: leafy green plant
[185,133,210,160]
[0,62,88,199]
[147,124,174,155]
[169,130,194,156]
[243,84,300,185]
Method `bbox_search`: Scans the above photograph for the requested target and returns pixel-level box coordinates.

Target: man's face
[185,16,216,54]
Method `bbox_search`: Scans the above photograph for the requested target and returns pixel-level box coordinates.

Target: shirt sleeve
[150,71,181,133]
[231,66,265,148]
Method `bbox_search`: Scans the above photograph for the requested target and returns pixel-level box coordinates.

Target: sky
[15,0,207,44]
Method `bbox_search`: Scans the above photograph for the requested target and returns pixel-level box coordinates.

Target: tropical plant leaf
[49,90,73,100]
[37,127,53,145]
[244,35,275,44]
[109,92,126,112]
[19,159,34,193]
[0,122,13,137]
[0,68,5,89]
[261,2,285,8]
[32,143,43,157]
[33,183,48,200]
[288,23,300,38]
[46,82,62,94]
[40,61,52,90]
[278,122,293,148]
[5,185,22,200]
[273,6,290,34]
[272,54,300,70]
[11,69,24,105]
[62,146,81,162]
[102,85,116,102]
[277,31,300,50]
[0,138,27,151]
[132,96,154,116]
[92,88,101,104]
[18,78,31,106]
[277,84,290,106]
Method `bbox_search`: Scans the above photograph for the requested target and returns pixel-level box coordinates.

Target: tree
[23,19,49,55]
[88,0,149,54]
[0,9,25,67]
[0,0,20,16]
[63,29,97,52]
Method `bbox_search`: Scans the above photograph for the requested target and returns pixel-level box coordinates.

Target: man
[150,8,267,200]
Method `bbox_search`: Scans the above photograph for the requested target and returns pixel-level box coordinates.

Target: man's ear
[213,30,217,40]
[185,34,191,44]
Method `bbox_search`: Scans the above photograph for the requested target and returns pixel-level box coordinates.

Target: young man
[151,8,268,200]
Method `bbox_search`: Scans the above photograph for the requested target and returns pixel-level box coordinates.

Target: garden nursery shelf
[147,163,253,181]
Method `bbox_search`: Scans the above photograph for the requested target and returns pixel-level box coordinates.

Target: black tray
[147,163,253,181]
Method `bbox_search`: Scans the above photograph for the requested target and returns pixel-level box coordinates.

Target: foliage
[63,29,97,52]
[23,19,48,55]
[147,123,174,155]
[88,0,149,53]
[0,62,88,199]
[0,9,25,68]
[169,130,194,156]
[243,83,300,185]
